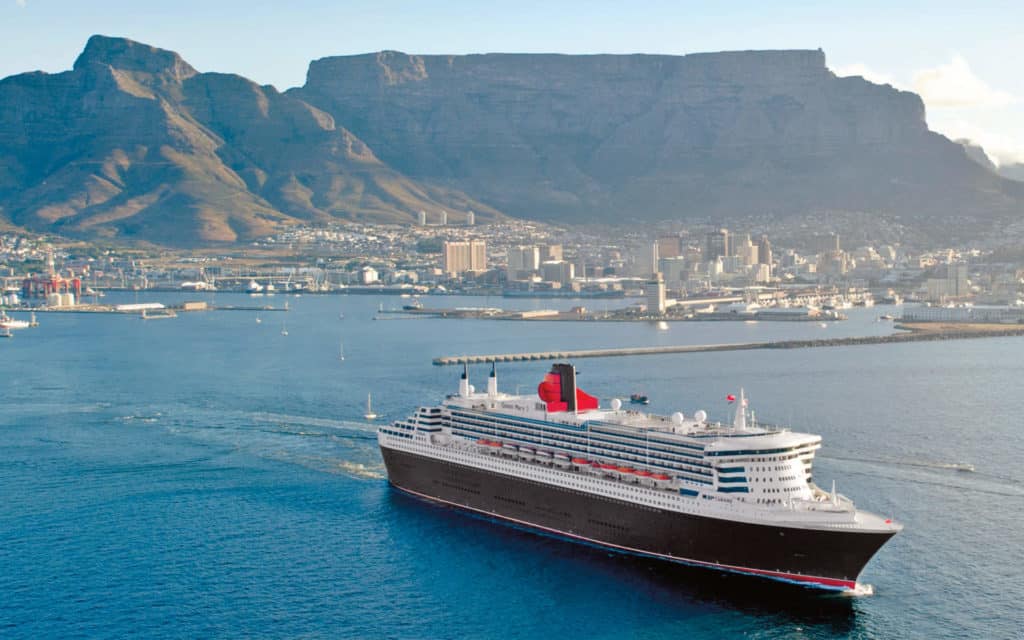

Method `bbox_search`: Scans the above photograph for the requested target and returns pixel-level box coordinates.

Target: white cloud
[830,63,899,88]
[912,55,1015,108]
[15,0,26,7]
[930,117,1024,166]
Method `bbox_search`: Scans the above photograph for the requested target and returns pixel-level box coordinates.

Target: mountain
[2,37,1021,246]
[997,164,1024,182]
[293,50,1023,228]
[0,36,496,245]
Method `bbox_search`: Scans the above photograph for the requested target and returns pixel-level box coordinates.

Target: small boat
[0,326,12,338]
[339,311,345,320]
[280,321,288,336]
[29,312,38,327]
[879,314,894,320]
[0,312,30,330]
[630,393,649,405]
[339,340,345,361]
[364,393,377,420]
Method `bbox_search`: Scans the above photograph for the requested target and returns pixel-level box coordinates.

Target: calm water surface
[1,294,1022,638]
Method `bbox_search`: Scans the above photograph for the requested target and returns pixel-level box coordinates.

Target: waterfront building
[444,240,487,276]
[705,229,731,260]
[646,272,666,314]
[542,260,575,286]
[507,246,541,280]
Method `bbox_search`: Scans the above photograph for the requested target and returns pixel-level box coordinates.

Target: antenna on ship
[733,388,748,430]
[460,362,470,397]
[487,361,498,399]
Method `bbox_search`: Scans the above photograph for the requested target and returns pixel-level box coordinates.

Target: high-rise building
[705,229,730,260]
[542,260,575,285]
[466,210,475,226]
[645,272,666,315]
[540,244,563,262]
[658,257,688,285]
[418,210,427,226]
[808,233,840,255]
[443,240,487,275]
[440,210,448,226]
[507,246,540,280]
[757,235,772,266]
[947,262,969,297]
[656,235,683,259]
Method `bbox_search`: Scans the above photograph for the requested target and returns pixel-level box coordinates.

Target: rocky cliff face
[294,50,1021,224]
[0,36,495,245]
[2,38,1020,245]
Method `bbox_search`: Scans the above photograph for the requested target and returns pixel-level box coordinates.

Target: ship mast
[733,388,748,430]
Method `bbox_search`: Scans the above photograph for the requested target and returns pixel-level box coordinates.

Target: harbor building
[444,240,487,276]
[507,246,540,280]
[646,272,666,314]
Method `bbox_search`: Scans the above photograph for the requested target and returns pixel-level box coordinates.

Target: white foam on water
[842,582,874,597]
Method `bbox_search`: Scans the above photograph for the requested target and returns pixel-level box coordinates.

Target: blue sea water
[1,293,1022,639]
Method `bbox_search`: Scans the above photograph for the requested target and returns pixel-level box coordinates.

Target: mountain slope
[293,50,1023,227]
[0,36,496,245]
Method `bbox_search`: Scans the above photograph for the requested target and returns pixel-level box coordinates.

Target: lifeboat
[571,457,589,465]
[635,470,654,477]
[501,443,518,457]
[598,463,620,477]
[652,473,671,488]
[553,452,572,468]
[518,446,536,461]
[535,450,553,465]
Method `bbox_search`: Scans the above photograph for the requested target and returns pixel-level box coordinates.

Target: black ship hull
[381,446,895,590]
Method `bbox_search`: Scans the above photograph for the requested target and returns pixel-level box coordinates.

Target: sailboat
[255,314,262,324]
[339,339,345,361]
[280,321,288,336]
[364,393,377,420]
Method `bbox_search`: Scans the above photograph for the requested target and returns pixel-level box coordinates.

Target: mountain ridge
[0,35,496,246]
[1,35,1021,246]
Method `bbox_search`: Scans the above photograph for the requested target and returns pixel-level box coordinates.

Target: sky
[3,0,1022,165]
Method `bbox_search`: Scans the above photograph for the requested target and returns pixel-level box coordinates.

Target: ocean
[1,293,1022,639]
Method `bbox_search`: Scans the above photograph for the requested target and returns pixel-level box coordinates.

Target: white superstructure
[378,364,898,534]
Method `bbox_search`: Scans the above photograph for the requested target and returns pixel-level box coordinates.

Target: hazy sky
[3,0,1022,164]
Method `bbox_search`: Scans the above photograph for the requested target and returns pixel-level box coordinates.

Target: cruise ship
[378,363,901,591]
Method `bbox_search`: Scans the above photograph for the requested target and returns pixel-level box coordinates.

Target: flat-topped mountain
[1,36,1020,246]
[293,49,1022,228]
[0,36,494,245]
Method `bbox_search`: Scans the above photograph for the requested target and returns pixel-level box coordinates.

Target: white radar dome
[671,412,685,425]
[468,385,476,394]
[610,398,622,411]
[694,410,707,423]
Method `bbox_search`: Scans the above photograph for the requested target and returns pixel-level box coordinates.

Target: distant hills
[0,36,1021,246]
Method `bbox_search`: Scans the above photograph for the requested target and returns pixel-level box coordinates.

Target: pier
[432,323,1024,365]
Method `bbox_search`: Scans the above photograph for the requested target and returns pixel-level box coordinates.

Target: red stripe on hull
[391,482,858,592]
